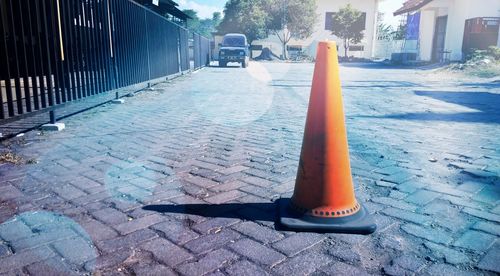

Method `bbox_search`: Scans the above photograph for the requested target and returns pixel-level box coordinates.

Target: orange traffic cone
[279,41,376,234]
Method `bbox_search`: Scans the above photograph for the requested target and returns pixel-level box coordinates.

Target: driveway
[0,62,499,275]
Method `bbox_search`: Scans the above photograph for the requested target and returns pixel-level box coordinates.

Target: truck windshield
[222,36,245,47]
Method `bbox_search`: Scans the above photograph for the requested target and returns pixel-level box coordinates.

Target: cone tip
[318,41,337,49]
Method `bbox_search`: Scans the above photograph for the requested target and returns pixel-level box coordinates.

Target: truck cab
[218,33,250,68]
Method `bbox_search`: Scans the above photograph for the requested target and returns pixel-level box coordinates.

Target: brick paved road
[0,62,499,275]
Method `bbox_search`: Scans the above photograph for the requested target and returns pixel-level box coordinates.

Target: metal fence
[0,0,210,124]
[193,33,210,69]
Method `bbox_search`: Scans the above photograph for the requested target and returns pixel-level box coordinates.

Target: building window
[349,45,364,51]
[325,12,367,32]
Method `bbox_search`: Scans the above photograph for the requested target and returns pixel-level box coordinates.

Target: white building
[393,0,500,61]
[252,0,382,59]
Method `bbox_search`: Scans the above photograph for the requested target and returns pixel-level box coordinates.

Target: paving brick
[220,165,249,175]
[395,181,426,193]
[372,197,417,211]
[177,248,238,276]
[0,184,23,200]
[241,176,274,187]
[91,207,129,225]
[184,176,219,188]
[11,228,78,252]
[382,207,431,225]
[0,243,10,258]
[383,255,426,275]
[381,171,415,184]
[80,219,118,242]
[232,221,284,244]
[272,232,324,256]
[133,264,176,276]
[184,229,240,254]
[405,190,441,205]
[453,230,496,252]
[0,246,56,273]
[152,220,200,245]
[193,217,240,234]
[225,260,269,275]
[425,184,471,198]
[472,221,500,236]
[478,243,500,273]
[52,236,96,264]
[402,224,453,245]
[442,195,482,209]
[423,242,470,265]
[98,229,157,253]
[52,184,87,201]
[389,190,407,200]
[457,181,485,193]
[0,220,33,241]
[209,180,247,192]
[229,238,285,267]
[140,238,193,267]
[113,214,164,235]
[85,249,130,271]
[462,208,500,223]
[328,242,361,264]
[319,260,370,276]
[25,257,79,275]
[273,252,331,275]
[426,264,474,276]
[473,186,500,205]
[204,190,244,204]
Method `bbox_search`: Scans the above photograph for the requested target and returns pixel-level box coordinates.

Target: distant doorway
[432,16,448,62]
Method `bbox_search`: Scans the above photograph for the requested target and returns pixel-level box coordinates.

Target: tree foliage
[183,10,222,38]
[217,0,268,45]
[330,4,365,57]
[265,0,317,59]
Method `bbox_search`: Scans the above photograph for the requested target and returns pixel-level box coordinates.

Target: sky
[178,0,405,27]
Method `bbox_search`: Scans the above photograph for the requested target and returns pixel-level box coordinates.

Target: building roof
[393,0,434,16]
[134,0,192,20]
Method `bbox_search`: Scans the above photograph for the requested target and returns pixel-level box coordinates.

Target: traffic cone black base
[278,198,377,235]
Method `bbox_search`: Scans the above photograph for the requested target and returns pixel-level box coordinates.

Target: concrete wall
[414,0,500,61]
[445,0,500,61]
[253,0,379,59]
[419,10,436,61]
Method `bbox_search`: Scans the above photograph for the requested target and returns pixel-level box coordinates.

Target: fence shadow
[357,91,500,124]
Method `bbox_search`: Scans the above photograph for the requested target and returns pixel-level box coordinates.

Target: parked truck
[218,33,250,68]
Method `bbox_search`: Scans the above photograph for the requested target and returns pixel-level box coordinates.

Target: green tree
[266,0,317,59]
[217,0,268,45]
[377,22,394,41]
[183,10,222,38]
[330,4,365,58]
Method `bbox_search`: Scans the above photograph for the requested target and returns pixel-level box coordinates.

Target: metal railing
[0,0,210,124]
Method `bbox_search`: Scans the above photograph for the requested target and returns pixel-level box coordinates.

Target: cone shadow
[143,202,277,222]
[143,199,374,234]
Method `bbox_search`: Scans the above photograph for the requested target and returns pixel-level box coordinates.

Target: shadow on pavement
[460,81,500,89]
[358,91,500,124]
[143,202,277,222]
[339,62,441,70]
[343,80,421,89]
[414,91,500,113]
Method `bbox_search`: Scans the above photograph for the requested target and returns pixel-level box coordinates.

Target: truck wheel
[242,61,247,68]
[219,61,226,67]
